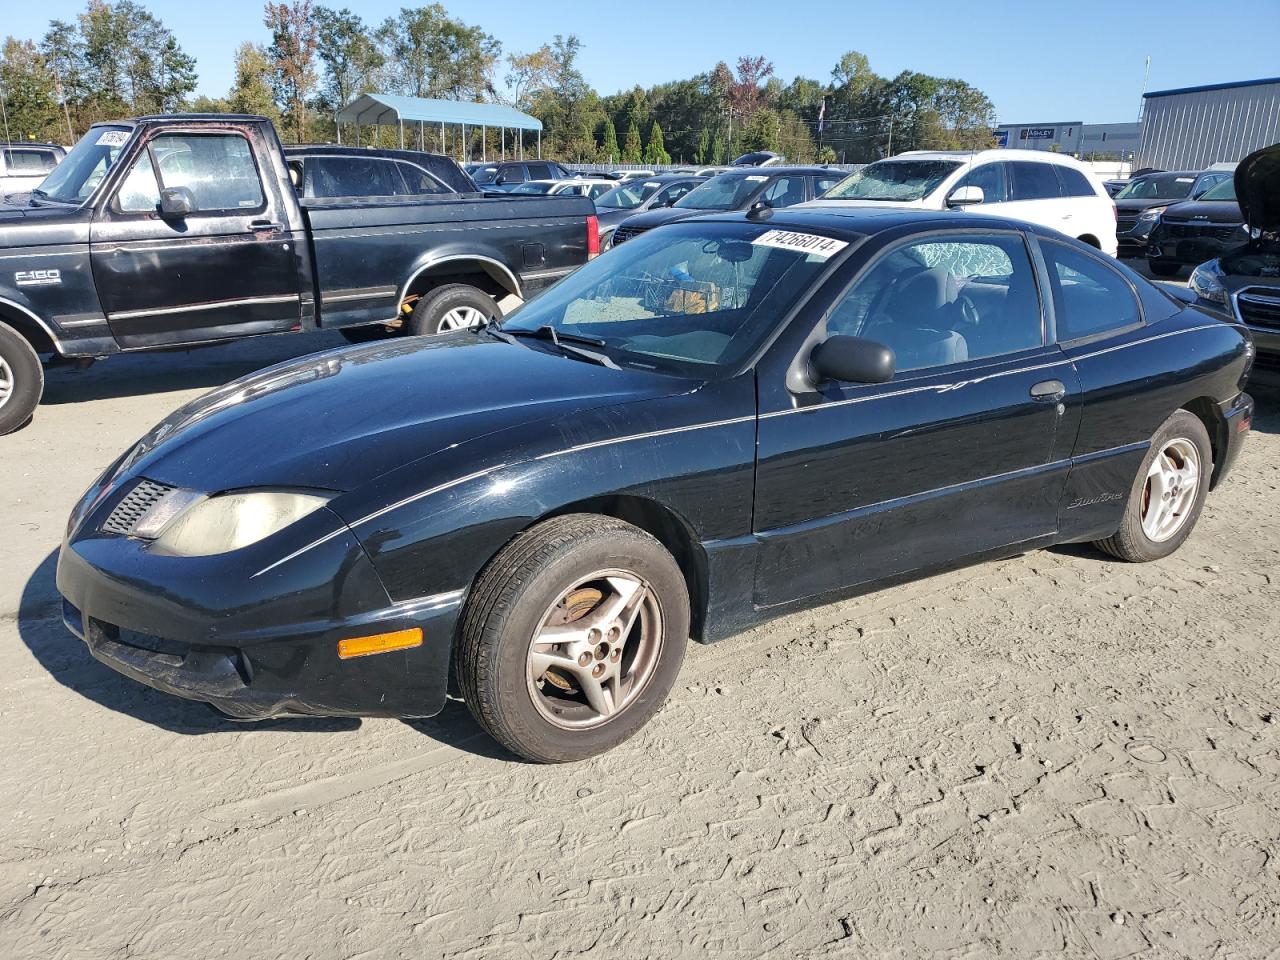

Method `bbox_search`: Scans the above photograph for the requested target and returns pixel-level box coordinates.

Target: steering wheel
[956,293,980,328]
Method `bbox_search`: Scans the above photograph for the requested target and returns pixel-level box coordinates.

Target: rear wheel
[1095,410,1211,562]
[405,284,501,337]
[1148,259,1182,278]
[0,322,43,435]
[457,515,689,762]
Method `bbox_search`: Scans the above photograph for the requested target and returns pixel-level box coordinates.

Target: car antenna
[746,200,773,222]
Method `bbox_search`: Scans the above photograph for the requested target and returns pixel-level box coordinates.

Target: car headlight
[151,490,332,557]
[1189,261,1228,306]
[1138,205,1168,222]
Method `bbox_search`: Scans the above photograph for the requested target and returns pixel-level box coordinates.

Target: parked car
[1186,142,1280,382]
[1113,169,1233,258]
[0,115,596,434]
[730,151,784,166]
[806,149,1118,257]
[610,170,656,182]
[610,166,846,245]
[509,178,617,200]
[1145,176,1246,277]
[595,173,709,244]
[0,142,65,197]
[288,146,477,196]
[470,159,577,190]
[57,206,1252,762]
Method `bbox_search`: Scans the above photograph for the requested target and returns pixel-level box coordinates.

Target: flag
[817,99,826,135]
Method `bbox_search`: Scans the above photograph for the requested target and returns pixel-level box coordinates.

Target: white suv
[806,149,1117,257]
[1,143,65,197]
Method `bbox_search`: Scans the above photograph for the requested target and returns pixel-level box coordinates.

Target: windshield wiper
[506,325,618,368]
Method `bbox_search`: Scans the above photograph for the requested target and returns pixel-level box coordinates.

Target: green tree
[0,38,63,142]
[314,5,381,133]
[228,42,280,125]
[643,120,670,165]
[709,129,725,164]
[377,5,499,101]
[621,120,642,164]
[694,128,710,164]
[264,0,319,143]
[599,117,619,162]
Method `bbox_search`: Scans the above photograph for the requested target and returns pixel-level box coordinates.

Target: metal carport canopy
[336,94,543,132]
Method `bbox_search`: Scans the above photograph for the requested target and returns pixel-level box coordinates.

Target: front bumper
[56,509,462,720]
[1147,234,1233,267]
[1116,221,1155,257]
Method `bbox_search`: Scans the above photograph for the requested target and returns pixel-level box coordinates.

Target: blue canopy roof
[337,94,542,132]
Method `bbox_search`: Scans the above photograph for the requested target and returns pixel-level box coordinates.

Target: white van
[806,149,1118,257]
[1,143,66,197]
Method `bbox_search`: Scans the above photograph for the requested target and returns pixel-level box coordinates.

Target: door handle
[1030,379,1066,402]
[248,220,284,232]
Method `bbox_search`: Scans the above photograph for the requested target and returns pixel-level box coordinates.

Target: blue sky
[7,0,1280,122]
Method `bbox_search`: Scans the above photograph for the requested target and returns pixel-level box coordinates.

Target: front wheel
[1094,410,1212,562]
[457,515,689,762]
[405,284,501,337]
[0,322,44,435]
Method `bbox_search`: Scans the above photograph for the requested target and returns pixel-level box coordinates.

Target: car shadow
[18,549,512,758]
[39,330,350,405]
[1247,381,1280,434]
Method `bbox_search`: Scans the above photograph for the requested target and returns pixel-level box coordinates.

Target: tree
[694,128,710,165]
[0,38,63,142]
[504,44,555,110]
[599,117,618,162]
[228,43,280,124]
[709,129,725,165]
[621,120,642,164]
[264,0,319,143]
[314,6,381,121]
[644,120,670,165]
[377,5,499,101]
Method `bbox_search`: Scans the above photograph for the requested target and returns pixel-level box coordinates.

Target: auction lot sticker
[752,229,849,259]
[95,130,131,147]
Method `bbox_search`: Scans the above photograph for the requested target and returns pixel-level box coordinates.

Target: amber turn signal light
[337,627,423,659]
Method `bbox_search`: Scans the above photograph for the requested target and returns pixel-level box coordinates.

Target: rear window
[3,148,58,173]
[1043,241,1140,340]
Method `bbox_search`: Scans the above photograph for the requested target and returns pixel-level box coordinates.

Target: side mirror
[159,186,195,217]
[947,185,984,207]
[811,335,895,385]
[495,175,508,185]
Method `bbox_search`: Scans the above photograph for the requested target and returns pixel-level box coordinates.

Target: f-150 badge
[15,269,61,286]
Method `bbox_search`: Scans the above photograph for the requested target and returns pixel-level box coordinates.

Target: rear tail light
[587,215,600,258]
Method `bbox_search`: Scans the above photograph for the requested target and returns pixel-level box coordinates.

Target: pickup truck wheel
[0,323,43,435]
[1094,410,1211,562]
[406,284,501,337]
[458,514,689,763]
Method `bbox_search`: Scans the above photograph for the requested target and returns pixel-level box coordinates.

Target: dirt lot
[2,326,1279,960]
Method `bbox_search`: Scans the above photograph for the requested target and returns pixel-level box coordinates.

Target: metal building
[1137,77,1280,169]
[992,121,1141,160]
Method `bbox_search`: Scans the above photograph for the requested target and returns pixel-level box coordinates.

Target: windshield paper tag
[95,130,130,147]
[752,229,849,259]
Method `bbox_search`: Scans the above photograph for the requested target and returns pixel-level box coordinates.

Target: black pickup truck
[0,114,596,433]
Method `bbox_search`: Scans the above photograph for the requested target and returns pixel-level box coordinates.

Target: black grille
[1159,220,1244,243]
[1117,216,1140,232]
[611,224,651,245]
[1236,287,1280,331]
[102,479,175,536]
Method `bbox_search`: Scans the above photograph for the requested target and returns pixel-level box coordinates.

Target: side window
[395,162,451,195]
[762,176,807,207]
[526,162,554,180]
[952,163,1008,203]
[1056,166,1096,197]
[813,175,844,197]
[1009,162,1062,201]
[116,151,162,212]
[307,157,404,198]
[824,233,1043,372]
[117,133,265,213]
[654,182,694,206]
[1193,173,1227,197]
[1042,242,1140,341]
[500,164,526,183]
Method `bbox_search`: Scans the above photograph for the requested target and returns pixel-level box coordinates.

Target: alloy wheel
[438,306,489,331]
[1140,437,1201,543]
[0,355,13,412]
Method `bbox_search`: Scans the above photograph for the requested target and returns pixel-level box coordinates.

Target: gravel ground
[2,325,1279,960]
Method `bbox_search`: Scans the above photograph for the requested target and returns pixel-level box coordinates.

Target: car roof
[2,142,63,150]
[893,149,1087,167]
[683,205,1046,241]
[714,165,840,176]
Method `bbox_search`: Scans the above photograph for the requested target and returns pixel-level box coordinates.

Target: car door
[1000,161,1071,233]
[947,161,1011,212]
[90,128,302,349]
[752,228,1079,608]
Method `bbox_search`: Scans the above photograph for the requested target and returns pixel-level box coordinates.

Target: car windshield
[673,172,769,210]
[33,125,133,203]
[512,181,555,194]
[500,221,849,377]
[470,166,500,183]
[1200,178,1237,201]
[598,180,662,209]
[1114,175,1195,200]
[821,159,962,201]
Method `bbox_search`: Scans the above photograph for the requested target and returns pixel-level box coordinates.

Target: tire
[405,284,501,337]
[458,514,690,763]
[1148,259,1182,278]
[1094,410,1212,562]
[0,322,43,436]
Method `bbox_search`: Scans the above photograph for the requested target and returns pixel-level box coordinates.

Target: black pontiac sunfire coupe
[58,207,1254,762]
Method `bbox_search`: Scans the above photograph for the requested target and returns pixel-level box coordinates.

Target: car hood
[0,199,90,245]
[596,207,642,229]
[1161,198,1243,223]
[1235,142,1280,233]
[1115,197,1184,213]
[617,206,708,230]
[110,333,687,495]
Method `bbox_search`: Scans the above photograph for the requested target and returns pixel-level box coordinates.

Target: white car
[1,142,65,197]
[509,178,618,201]
[806,149,1118,257]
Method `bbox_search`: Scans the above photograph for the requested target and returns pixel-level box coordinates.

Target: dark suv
[1145,176,1245,277]
[1113,169,1232,258]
